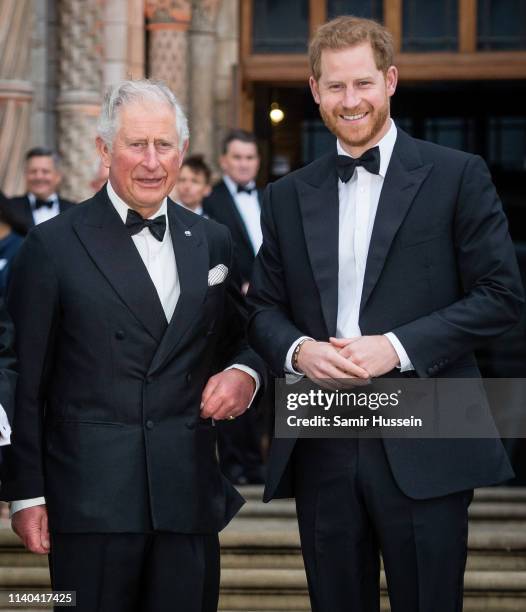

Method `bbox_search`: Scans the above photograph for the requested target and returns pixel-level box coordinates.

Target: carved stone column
[146,1,191,109]
[56,0,103,202]
[188,0,222,156]
[0,0,33,195]
[104,0,145,88]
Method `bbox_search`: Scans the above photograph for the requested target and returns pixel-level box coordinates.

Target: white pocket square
[208,264,228,286]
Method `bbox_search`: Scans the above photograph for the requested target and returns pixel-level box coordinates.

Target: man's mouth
[135,178,164,187]
[340,111,368,122]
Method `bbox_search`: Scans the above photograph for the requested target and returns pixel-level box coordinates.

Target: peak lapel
[148,203,208,375]
[359,134,433,314]
[73,191,167,342]
[295,154,339,337]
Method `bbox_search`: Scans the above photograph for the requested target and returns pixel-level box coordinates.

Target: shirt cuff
[10,498,46,517]
[0,403,11,446]
[384,332,414,372]
[226,365,260,409]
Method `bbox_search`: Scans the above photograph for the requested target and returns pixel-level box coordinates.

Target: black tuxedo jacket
[0,188,264,533]
[5,194,75,236]
[248,128,524,502]
[203,180,262,285]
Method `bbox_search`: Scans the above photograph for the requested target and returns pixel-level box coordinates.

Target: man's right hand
[11,504,50,554]
[296,340,370,386]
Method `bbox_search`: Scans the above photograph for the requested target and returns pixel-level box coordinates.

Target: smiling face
[97,100,188,216]
[310,42,397,157]
[26,156,62,200]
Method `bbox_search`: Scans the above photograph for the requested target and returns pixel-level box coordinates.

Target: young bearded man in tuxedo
[247,16,524,612]
[1,79,265,612]
[5,148,75,235]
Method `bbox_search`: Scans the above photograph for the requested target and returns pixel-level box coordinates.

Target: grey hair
[97,79,189,152]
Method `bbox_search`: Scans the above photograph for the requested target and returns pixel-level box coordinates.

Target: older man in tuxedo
[5,148,75,235]
[1,79,264,612]
[247,16,524,612]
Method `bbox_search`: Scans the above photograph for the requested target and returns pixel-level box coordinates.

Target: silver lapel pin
[184,230,192,237]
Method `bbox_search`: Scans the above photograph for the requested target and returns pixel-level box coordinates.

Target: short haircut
[222,129,258,154]
[182,154,212,184]
[97,79,189,152]
[309,15,394,80]
[25,147,61,168]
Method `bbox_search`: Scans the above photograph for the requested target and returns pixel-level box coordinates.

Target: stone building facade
[0,0,239,201]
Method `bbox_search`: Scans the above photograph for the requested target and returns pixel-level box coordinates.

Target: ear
[96,137,112,168]
[219,154,227,172]
[203,184,212,197]
[309,76,321,104]
[385,65,398,97]
[178,140,190,168]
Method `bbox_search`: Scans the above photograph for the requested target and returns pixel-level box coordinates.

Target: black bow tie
[125,209,166,242]
[237,184,255,195]
[34,198,54,210]
[336,146,380,183]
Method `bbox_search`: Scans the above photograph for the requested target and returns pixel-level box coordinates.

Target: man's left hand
[330,335,400,378]
[200,369,256,420]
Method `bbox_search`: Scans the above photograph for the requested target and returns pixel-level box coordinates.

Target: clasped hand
[296,335,399,387]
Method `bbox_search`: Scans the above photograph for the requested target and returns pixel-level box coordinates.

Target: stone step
[2,523,526,567]
[0,570,525,611]
[219,569,526,611]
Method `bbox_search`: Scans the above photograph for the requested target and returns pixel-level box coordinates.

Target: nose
[142,144,160,171]
[342,86,361,110]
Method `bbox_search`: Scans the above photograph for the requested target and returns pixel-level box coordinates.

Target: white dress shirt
[285,120,413,376]
[108,181,180,322]
[11,181,259,515]
[28,192,61,226]
[0,404,11,446]
[223,175,263,255]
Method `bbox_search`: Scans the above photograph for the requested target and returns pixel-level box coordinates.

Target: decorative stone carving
[56,0,103,202]
[147,1,191,109]
[188,0,222,156]
[0,0,33,195]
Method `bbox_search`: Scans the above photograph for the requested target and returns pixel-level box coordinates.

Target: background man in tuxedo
[204,130,265,485]
[5,147,75,236]
[247,16,524,612]
[1,79,264,612]
[204,129,262,293]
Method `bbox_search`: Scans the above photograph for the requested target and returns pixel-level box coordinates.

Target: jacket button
[186,421,196,430]
[145,376,154,384]
[115,330,125,340]
[145,420,154,430]
[186,373,192,384]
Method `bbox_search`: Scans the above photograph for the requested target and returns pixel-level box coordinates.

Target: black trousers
[49,532,220,612]
[293,437,473,612]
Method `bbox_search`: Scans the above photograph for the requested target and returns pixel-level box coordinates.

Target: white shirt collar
[223,174,256,197]
[106,180,168,225]
[28,192,58,207]
[336,118,397,178]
